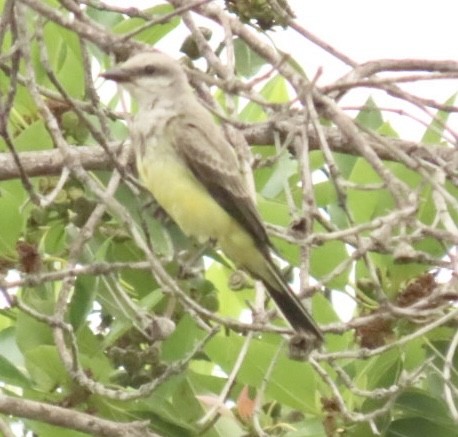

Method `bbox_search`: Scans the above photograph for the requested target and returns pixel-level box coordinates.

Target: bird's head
[101,51,191,107]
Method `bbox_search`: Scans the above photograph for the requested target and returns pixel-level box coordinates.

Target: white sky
[288,1,458,61]
[282,1,458,97]
[111,0,458,70]
[104,0,458,139]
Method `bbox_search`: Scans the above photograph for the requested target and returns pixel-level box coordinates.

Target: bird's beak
[100,67,129,83]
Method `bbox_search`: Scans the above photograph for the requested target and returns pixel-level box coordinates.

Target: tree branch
[0,143,122,181]
[0,394,160,437]
[1,125,456,181]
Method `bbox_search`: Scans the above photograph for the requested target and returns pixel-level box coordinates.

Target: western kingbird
[102,51,322,341]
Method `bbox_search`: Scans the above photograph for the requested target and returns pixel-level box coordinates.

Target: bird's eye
[143,65,156,75]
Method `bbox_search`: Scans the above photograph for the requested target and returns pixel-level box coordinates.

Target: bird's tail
[255,256,323,341]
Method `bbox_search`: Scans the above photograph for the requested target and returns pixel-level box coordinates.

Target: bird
[101,50,323,342]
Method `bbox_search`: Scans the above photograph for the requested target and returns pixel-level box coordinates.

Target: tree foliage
[0,1,457,436]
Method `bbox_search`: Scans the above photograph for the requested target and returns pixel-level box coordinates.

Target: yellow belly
[137,147,267,279]
[138,154,233,243]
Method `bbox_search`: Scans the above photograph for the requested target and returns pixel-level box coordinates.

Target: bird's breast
[137,139,234,243]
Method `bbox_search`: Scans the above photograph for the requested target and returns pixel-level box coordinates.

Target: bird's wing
[168,110,271,252]
[168,108,323,339]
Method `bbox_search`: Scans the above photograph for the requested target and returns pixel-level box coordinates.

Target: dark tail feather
[260,260,323,341]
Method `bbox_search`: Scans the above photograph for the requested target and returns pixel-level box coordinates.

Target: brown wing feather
[166,106,323,339]
[168,110,271,253]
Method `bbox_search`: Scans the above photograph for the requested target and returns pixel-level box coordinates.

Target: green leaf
[25,421,90,437]
[310,150,325,171]
[260,152,297,198]
[386,417,458,437]
[7,85,37,128]
[133,394,197,437]
[356,97,384,130]
[25,345,70,391]
[284,418,326,436]
[257,196,291,227]
[14,119,54,151]
[356,349,400,391]
[0,326,24,368]
[0,181,27,257]
[130,376,199,436]
[260,74,289,103]
[347,158,393,223]
[334,153,358,181]
[112,5,179,44]
[43,23,85,98]
[15,311,54,354]
[309,235,350,289]
[234,37,266,77]
[205,333,322,412]
[86,5,124,27]
[257,196,302,267]
[203,263,249,320]
[172,377,212,424]
[394,388,453,425]
[0,355,30,388]
[314,180,338,208]
[239,74,289,122]
[96,176,174,259]
[422,93,457,144]
[42,223,67,255]
[69,275,98,331]
[401,338,426,371]
[378,120,400,138]
[107,239,159,299]
[77,330,114,382]
[162,315,207,362]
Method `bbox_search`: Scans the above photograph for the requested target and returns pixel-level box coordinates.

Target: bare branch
[0,394,160,437]
[1,125,457,181]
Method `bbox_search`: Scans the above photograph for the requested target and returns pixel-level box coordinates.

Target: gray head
[101,51,192,107]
